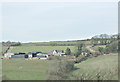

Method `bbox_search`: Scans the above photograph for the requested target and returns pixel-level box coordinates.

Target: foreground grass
[9,46,76,53]
[2,59,50,80]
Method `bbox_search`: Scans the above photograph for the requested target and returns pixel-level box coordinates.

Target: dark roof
[15,54,28,55]
[31,51,42,54]
[42,53,51,55]
[14,52,26,55]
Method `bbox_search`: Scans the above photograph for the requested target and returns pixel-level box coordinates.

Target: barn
[11,54,28,58]
[11,52,28,58]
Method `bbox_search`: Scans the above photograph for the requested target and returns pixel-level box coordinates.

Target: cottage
[81,50,92,57]
[52,50,65,56]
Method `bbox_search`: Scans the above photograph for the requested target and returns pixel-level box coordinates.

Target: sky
[1,2,118,42]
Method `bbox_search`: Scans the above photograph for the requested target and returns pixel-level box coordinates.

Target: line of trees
[2,41,21,46]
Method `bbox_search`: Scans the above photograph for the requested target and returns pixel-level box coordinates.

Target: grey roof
[31,51,42,54]
[54,50,64,53]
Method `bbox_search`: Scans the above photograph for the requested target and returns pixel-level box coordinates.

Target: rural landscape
[1,1,118,81]
[0,33,118,80]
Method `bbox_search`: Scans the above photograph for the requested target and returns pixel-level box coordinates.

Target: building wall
[11,55,28,58]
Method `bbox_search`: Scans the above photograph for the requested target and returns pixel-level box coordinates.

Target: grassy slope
[9,46,77,53]
[73,54,118,80]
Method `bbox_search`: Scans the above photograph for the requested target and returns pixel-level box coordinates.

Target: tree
[65,48,71,55]
[98,47,104,54]
[105,41,118,53]
[75,44,83,58]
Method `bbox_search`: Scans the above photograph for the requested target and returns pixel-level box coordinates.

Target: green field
[2,59,50,80]
[9,46,77,53]
[73,54,118,80]
[22,41,91,45]
[2,54,118,80]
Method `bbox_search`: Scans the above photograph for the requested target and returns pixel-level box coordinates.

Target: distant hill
[1,33,118,46]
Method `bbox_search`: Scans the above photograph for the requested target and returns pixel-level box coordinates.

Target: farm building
[31,51,42,57]
[4,53,14,58]
[14,52,26,55]
[11,52,28,58]
[37,53,51,59]
[52,50,65,56]
[27,52,33,58]
[11,54,28,58]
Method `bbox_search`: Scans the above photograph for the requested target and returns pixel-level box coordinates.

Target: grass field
[2,54,118,80]
[9,46,77,53]
[22,41,91,45]
[73,54,118,80]
[2,59,50,80]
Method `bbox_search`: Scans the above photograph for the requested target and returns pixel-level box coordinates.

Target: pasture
[22,41,91,45]
[2,59,50,80]
[2,54,118,80]
[73,54,118,80]
[9,46,77,53]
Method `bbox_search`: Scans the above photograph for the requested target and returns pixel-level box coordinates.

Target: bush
[103,40,118,54]
[92,52,101,57]
[46,59,74,80]
[74,55,87,63]
[48,56,66,60]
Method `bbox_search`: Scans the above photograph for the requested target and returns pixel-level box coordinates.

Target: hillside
[73,54,118,80]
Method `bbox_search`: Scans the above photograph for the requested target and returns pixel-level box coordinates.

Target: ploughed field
[2,54,118,80]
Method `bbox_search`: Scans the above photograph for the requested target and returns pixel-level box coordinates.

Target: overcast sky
[2,2,118,42]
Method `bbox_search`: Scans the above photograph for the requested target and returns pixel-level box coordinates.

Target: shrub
[46,59,74,80]
[74,55,87,63]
